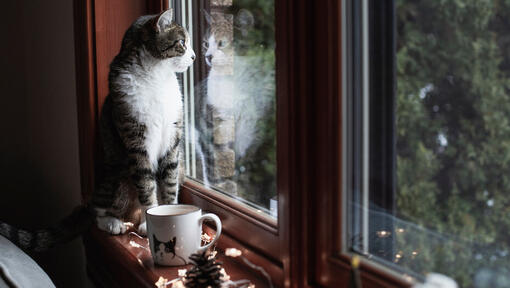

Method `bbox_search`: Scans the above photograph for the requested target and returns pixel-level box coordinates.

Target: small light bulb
[225,248,242,257]
[178,269,187,277]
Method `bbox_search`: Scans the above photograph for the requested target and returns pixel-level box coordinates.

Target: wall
[0,0,92,287]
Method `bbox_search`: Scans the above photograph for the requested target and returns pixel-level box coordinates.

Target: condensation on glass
[347,1,510,287]
[179,0,276,217]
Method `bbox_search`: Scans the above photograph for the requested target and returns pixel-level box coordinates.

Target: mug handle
[197,213,222,252]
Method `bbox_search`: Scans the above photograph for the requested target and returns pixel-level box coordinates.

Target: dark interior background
[0,0,92,287]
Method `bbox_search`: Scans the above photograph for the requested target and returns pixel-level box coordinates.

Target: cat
[194,10,274,186]
[0,9,194,251]
[152,235,187,264]
[153,235,177,257]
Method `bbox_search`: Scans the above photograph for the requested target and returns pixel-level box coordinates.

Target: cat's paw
[137,221,147,236]
[96,216,127,235]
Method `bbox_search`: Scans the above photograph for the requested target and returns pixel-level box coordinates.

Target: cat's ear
[202,8,213,25]
[234,9,254,36]
[156,9,174,32]
[172,236,176,243]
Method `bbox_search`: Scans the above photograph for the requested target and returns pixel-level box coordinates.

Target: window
[346,0,510,287]
[172,0,283,274]
[173,0,277,218]
[77,0,420,286]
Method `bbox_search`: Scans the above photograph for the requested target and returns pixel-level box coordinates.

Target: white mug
[146,204,222,266]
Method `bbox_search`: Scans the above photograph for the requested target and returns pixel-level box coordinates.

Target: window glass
[349,1,510,286]
[181,0,276,217]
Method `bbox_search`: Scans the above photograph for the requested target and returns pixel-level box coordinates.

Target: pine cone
[185,251,224,288]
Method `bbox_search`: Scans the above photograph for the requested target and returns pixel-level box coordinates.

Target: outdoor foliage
[395,0,510,286]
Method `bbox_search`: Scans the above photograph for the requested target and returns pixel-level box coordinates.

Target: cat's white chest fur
[122,57,182,170]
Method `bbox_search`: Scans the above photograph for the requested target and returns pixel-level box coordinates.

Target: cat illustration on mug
[153,235,177,259]
[152,234,187,265]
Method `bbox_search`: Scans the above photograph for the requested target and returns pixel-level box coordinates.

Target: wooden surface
[84,226,269,288]
[93,0,149,110]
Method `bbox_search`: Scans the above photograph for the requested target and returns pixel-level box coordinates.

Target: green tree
[395,0,510,286]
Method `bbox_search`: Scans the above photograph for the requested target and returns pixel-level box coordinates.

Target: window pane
[349,1,510,286]
[183,0,276,217]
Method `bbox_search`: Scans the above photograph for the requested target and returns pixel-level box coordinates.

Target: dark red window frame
[74,0,412,286]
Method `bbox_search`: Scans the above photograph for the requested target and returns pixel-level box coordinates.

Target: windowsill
[83,226,270,288]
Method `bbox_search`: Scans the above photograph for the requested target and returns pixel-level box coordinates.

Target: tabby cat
[0,9,194,251]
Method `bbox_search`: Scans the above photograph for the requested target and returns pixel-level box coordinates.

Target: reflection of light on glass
[397,228,405,233]
[376,230,391,238]
[395,251,403,263]
[124,222,134,228]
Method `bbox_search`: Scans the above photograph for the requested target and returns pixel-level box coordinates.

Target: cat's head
[144,9,195,72]
[202,11,234,68]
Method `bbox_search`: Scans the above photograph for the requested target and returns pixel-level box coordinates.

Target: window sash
[73,0,419,286]
[312,0,413,287]
[170,0,286,272]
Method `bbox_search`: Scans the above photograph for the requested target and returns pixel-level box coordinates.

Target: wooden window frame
[74,0,415,287]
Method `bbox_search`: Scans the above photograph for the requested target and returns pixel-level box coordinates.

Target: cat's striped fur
[0,9,195,251]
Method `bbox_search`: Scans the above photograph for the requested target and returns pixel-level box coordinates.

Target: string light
[202,233,212,243]
[209,250,218,259]
[155,277,169,288]
[171,280,185,288]
[177,269,187,277]
[220,268,231,281]
[225,248,242,257]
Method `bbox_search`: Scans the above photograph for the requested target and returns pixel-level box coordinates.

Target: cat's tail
[0,205,95,252]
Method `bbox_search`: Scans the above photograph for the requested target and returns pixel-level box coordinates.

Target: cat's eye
[178,39,185,46]
[202,41,209,49]
[218,40,227,48]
